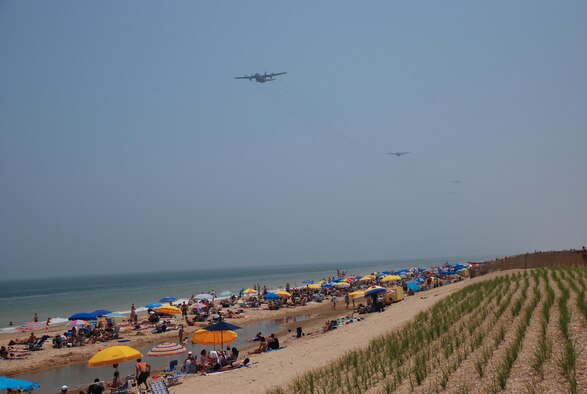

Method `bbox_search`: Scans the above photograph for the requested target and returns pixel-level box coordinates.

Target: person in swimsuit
[220,357,250,371]
[135,358,151,390]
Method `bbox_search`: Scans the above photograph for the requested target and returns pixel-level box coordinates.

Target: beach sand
[172,270,519,394]
[0,298,359,378]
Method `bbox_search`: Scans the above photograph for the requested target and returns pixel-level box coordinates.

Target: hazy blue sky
[1,1,586,279]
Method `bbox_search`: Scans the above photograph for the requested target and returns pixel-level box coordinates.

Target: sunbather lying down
[220,358,250,371]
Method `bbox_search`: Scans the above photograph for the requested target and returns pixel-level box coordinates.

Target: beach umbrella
[159,297,177,303]
[155,305,182,315]
[192,329,237,347]
[407,283,421,292]
[67,319,89,327]
[364,286,387,297]
[68,312,97,321]
[18,322,48,332]
[359,275,375,282]
[195,293,214,301]
[91,309,112,317]
[205,322,242,331]
[322,283,334,288]
[191,302,206,310]
[0,376,40,391]
[148,342,187,357]
[264,293,280,300]
[332,278,343,283]
[380,275,401,283]
[274,290,291,298]
[146,303,163,309]
[219,290,233,297]
[104,312,125,318]
[307,284,321,290]
[236,299,245,306]
[243,288,257,295]
[336,282,350,288]
[88,345,143,367]
[302,280,314,284]
[349,291,365,299]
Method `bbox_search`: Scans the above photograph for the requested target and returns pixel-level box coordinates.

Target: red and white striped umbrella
[147,342,187,357]
[67,319,89,327]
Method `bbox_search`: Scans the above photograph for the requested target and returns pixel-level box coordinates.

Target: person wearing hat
[61,385,68,393]
[183,351,193,372]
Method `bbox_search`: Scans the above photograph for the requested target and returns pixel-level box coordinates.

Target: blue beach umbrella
[205,322,242,331]
[91,309,112,317]
[364,287,387,297]
[407,283,421,292]
[302,280,314,284]
[264,293,279,300]
[322,283,334,288]
[68,312,97,321]
[159,297,177,303]
[146,303,163,309]
[0,376,40,391]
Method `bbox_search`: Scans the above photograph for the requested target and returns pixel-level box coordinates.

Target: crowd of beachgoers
[0,260,480,393]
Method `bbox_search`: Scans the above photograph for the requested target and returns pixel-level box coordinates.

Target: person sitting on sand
[267,333,280,350]
[220,357,250,371]
[0,346,9,359]
[248,337,267,354]
[108,371,121,389]
[87,378,104,394]
[197,349,209,372]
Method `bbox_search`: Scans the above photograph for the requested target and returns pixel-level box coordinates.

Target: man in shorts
[135,358,151,390]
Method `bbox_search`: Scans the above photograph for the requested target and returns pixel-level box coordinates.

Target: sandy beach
[171,270,518,394]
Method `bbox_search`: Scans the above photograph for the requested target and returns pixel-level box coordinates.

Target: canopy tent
[0,376,40,392]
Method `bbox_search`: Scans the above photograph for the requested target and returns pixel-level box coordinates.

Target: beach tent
[68,312,97,321]
[0,376,40,391]
[88,345,143,367]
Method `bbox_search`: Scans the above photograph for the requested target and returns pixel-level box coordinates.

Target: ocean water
[0,257,479,330]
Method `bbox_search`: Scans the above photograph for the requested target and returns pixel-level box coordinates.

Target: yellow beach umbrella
[243,288,257,294]
[359,275,375,282]
[307,284,321,290]
[155,305,182,315]
[88,345,143,367]
[336,282,350,288]
[274,290,291,298]
[380,275,402,283]
[349,291,365,299]
[192,329,237,346]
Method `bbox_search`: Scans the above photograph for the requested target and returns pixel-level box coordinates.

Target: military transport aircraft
[234,72,287,83]
[386,151,410,157]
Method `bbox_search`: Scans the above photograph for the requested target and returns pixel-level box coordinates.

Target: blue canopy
[264,293,280,300]
[416,277,426,283]
[91,309,112,317]
[146,303,162,309]
[159,297,177,302]
[0,376,40,391]
[396,270,408,274]
[68,312,97,321]
[104,312,124,317]
[205,322,242,331]
[407,283,421,292]
[302,280,314,284]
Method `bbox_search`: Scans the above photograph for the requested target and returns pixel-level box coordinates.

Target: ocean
[0,256,481,331]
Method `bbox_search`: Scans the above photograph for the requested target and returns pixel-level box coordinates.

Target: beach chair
[164,360,178,373]
[28,335,49,351]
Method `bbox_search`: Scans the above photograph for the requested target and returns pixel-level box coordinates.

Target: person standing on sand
[344,294,350,309]
[135,359,151,391]
[331,295,337,310]
[178,324,185,343]
[34,313,38,322]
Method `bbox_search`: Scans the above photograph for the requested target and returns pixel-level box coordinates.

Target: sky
[1,1,586,279]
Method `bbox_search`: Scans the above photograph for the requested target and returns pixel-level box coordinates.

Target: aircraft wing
[234,76,252,80]
[268,72,287,77]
